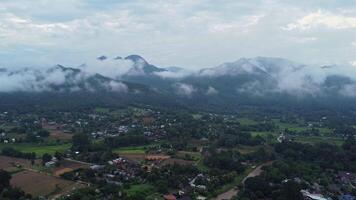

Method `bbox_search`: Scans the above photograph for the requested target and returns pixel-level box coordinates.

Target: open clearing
[0,155,37,172]
[42,124,73,141]
[10,170,82,197]
[53,159,90,177]
[0,143,70,157]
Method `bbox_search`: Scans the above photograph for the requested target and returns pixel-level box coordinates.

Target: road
[212,161,274,200]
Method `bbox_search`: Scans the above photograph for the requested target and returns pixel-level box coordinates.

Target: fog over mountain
[1,55,356,103]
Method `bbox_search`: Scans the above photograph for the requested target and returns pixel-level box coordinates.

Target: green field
[95,107,110,113]
[176,151,201,161]
[192,114,202,119]
[251,131,275,137]
[237,118,257,125]
[0,143,71,157]
[235,145,261,155]
[124,184,156,199]
[294,136,344,146]
[113,145,150,154]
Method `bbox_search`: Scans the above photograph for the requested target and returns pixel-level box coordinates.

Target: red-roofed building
[163,194,177,200]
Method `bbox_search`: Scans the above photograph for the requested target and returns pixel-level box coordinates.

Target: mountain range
[1,55,356,111]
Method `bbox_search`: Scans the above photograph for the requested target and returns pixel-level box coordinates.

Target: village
[0,107,355,200]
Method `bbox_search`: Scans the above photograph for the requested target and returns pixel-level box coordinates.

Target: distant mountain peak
[114,56,122,60]
[199,56,305,77]
[125,55,147,63]
[97,55,108,61]
[123,55,166,76]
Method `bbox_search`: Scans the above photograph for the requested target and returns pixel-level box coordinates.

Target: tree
[343,136,356,150]
[0,170,11,191]
[37,129,50,137]
[42,153,52,165]
[72,133,91,152]
[276,181,303,200]
[54,151,63,160]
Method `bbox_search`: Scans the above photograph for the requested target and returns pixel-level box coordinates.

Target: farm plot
[53,159,90,177]
[10,170,82,197]
[43,124,73,141]
[120,152,147,162]
[0,155,37,172]
[160,158,195,166]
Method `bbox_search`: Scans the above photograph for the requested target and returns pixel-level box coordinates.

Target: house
[338,171,356,185]
[196,196,207,200]
[163,194,177,200]
[45,160,57,167]
[339,195,356,200]
[301,190,330,200]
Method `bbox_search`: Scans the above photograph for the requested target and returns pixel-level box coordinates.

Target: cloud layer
[0,0,356,68]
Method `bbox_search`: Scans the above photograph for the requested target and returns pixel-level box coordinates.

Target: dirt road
[212,161,274,200]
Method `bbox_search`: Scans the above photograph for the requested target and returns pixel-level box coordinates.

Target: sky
[0,0,356,69]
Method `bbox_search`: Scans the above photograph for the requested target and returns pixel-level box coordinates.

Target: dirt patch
[0,155,38,171]
[49,130,73,141]
[242,161,274,184]
[43,124,73,141]
[160,158,195,166]
[120,153,147,162]
[213,188,239,200]
[53,159,90,177]
[10,170,82,197]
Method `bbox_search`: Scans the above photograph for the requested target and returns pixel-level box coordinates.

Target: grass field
[176,151,201,161]
[236,145,261,155]
[192,114,202,119]
[251,131,275,137]
[113,145,148,154]
[0,143,71,157]
[124,184,156,199]
[273,119,333,134]
[294,136,344,146]
[196,157,209,172]
[237,118,257,125]
[95,107,110,113]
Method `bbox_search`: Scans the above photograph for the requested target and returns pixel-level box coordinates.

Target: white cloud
[175,83,196,96]
[0,1,356,68]
[106,81,128,92]
[350,61,356,66]
[284,10,356,30]
[206,86,218,95]
[209,15,264,33]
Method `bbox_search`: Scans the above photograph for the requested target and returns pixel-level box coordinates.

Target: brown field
[43,124,73,141]
[0,155,39,172]
[53,159,90,177]
[160,158,195,166]
[10,170,82,197]
[120,152,146,162]
[49,130,73,140]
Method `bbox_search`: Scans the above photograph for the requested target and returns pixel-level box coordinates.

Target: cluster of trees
[144,164,199,194]
[203,148,245,172]
[238,177,303,200]
[237,137,356,200]
[71,133,115,163]
[1,147,36,161]
[275,137,356,171]
[217,130,264,147]
[105,135,148,148]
